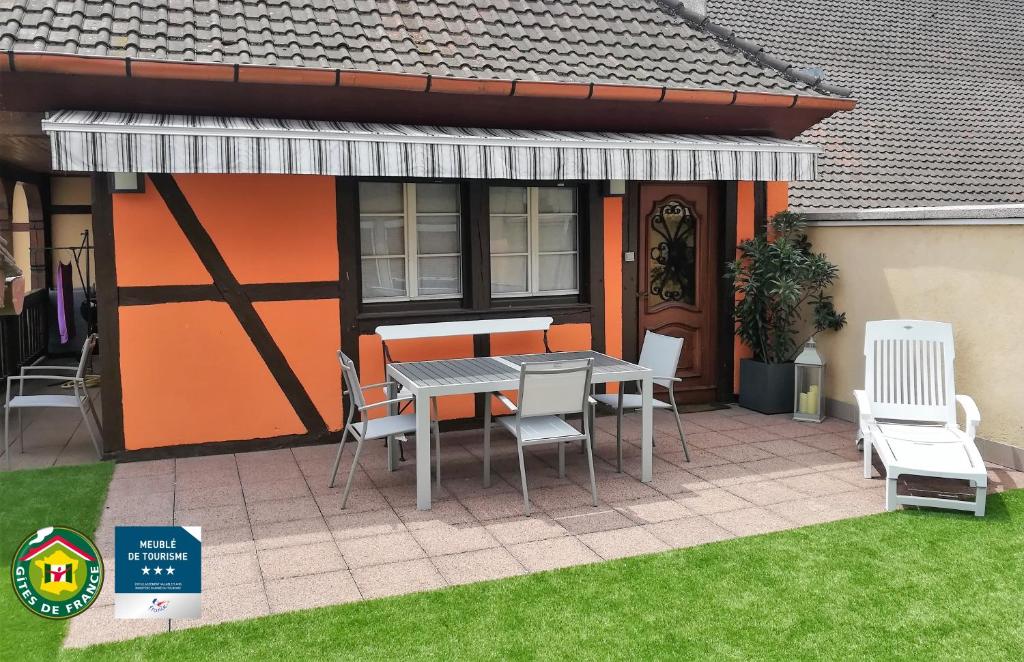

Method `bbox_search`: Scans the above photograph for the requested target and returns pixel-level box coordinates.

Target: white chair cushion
[8,394,83,409]
[592,393,672,410]
[497,415,584,444]
[356,414,419,440]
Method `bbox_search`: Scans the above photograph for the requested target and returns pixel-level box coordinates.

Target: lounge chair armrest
[7,375,83,383]
[852,390,874,428]
[21,365,79,374]
[955,394,981,439]
[492,393,518,413]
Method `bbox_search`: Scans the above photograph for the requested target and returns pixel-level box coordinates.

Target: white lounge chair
[855,320,987,516]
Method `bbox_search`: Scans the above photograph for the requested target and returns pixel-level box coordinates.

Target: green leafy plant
[725,210,846,364]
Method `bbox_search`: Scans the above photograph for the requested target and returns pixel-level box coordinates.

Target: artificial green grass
[58,488,1023,661]
[0,462,114,659]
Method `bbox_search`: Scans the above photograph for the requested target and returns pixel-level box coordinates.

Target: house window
[489,186,578,297]
[359,182,462,301]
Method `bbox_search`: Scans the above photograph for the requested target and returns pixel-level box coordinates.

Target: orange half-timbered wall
[112,174,342,450]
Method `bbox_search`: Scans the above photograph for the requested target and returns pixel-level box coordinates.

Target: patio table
[386,350,654,510]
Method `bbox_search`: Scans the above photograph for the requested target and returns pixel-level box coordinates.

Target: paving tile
[740,456,812,479]
[549,506,635,535]
[799,432,854,451]
[724,480,806,506]
[336,531,426,568]
[176,453,237,475]
[174,467,242,491]
[316,488,392,517]
[351,558,446,599]
[326,508,406,542]
[593,476,660,503]
[761,421,822,438]
[252,516,333,551]
[174,504,249,531]
[779,472,859,497]
[662,447,732,469]
[766,495,864,526]
[687,415,749,432]
[615,495,692,523]
[410,522,500,556]
[63,604,168,648]
[688,462,761,487]
[707,506,795,536]
[578,526,670,560]
[646,469,716,496]
[247,496,321,525]
[458,491,531,521]
[241,478,312,503]
[710,444,776,463]
[721,426,785,444]
[685,431,744,449]
[204,551,262,589]
[265,569,361,613]
[645,516,735,548]
[750,438,819,457]
[527,483,595,511]
[174,483,245,511]
[107,472,175,497]
[202,525,256,558]
[673,487,751,515]
[258,541,346,580]
[432,547,526,585]
[508,536,601,572]
[171,581,269,630]
[484,515,567,545]
[113,459,174,479]
[395,498,475,530]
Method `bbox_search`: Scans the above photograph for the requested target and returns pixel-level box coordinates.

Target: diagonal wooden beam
[150,174,328,434]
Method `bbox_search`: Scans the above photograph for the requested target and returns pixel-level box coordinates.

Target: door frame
[621,180,737,402]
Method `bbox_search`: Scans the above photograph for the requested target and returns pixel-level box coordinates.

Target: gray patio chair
[484,358,599,515]
[329,351,441,509]
[4,333,103,468]
[592,330,690,472]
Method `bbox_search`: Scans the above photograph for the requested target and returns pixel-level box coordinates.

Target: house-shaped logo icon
[11,527,103,619]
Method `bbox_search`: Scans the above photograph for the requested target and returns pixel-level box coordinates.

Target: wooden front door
[637,184,719,403]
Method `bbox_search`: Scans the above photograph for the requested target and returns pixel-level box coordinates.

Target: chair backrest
[77,334,98,379]
[863,320,956,425]
[637,330,684,388]
[516,358,593,418]
[337,351,366,411]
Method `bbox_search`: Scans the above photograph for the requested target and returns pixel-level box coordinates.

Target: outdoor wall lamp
[604,180,626,196]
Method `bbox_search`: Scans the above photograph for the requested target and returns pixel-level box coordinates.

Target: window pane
[418,256,461,296]
[490,187,527,214]
[361,258,406,299]
[538,214,577,252]
[417,214,460,255]
[416,183,459,213]
[538,187,576,213]
[538,254,578,292]
[490,215,528,253]
[490,255,529,294]
[360,216,405,256]
[359,182,404,214]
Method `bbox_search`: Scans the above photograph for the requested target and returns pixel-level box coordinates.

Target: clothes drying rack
[45,229,97,335]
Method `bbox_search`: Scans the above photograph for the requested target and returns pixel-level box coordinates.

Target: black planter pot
[738,359,794,414]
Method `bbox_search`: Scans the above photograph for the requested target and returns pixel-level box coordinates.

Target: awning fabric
[42,111,819,181]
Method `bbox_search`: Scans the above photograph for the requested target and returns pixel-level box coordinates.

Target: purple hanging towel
[55,261,76,344]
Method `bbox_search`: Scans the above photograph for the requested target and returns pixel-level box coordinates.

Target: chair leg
[4,403,10,471]
[974,485,987,517]
[862,435,873,479]
[584,432,598,507]
[615,389,624,473]
[328,426,352,488]
[78,402,104,459]
[18,408,23,453]
[483,394,491,488]
[668,388,689,462]
[517,442,531,516]
[885,477,898,512]
[340,438,366,510]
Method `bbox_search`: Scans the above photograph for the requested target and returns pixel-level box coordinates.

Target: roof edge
[1,50,857,112]
[657,0,853,97]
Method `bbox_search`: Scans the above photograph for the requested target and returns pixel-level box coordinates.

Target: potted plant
[725,210,846,413]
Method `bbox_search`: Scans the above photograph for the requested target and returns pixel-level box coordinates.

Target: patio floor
[66,406,1024,648]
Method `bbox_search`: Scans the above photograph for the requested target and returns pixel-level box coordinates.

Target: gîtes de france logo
[10,526,104,619]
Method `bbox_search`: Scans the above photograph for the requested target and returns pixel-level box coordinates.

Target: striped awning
[42,111,819,181]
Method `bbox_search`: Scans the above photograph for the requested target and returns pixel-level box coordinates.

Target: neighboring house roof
[710,0,1024,211]
[0,0,847,98]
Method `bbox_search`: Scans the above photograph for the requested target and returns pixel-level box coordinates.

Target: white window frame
[491,186,579,298]
[360,182,462,303]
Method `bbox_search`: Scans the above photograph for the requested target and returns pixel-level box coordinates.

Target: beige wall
[10,183,33,291]
[808,223,1024,448]
[50,176,94,288]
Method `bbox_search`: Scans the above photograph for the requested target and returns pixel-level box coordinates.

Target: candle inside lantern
[807,385,819,415]
[798,392,809,414]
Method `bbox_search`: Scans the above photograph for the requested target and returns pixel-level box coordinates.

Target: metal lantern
[793,337,825,422]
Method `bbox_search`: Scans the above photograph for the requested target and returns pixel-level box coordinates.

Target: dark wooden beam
[754,181,768,236]
[717,182,739,401]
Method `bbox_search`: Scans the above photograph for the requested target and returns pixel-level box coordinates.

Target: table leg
[416,391,432,511]
[641,374,653,483]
